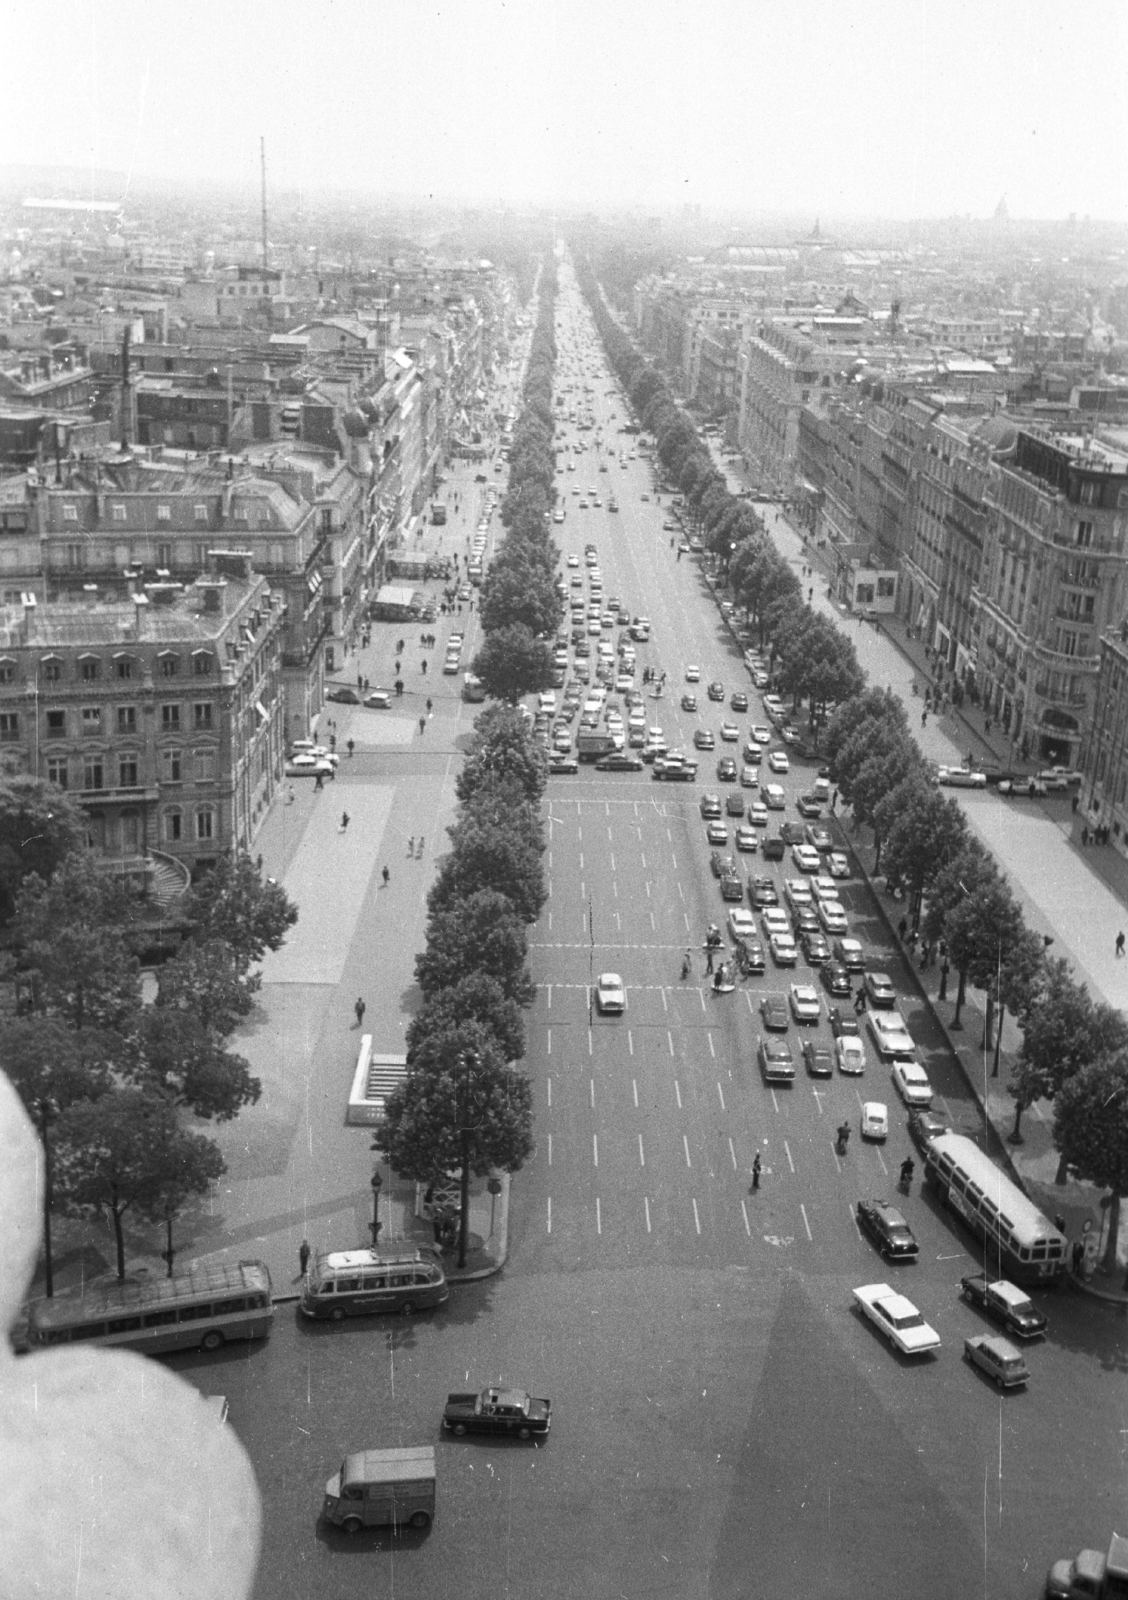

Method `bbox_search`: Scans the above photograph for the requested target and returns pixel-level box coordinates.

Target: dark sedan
[959,1273,1048,1339]
[716,756,738,782]
[749,876,779,908]
[806,823,833,852]
[819,959,851,996]
[802,931,832,967]
[595,752,643,771]
[864,971,897,1008]
[856,1199,919,1260]
[907,1108,950,1151]
[443,1387,552,1440]
[730,690,749,712]
[802,1039,834,1078]
[760,992,789,1031]
[707,681,725,701]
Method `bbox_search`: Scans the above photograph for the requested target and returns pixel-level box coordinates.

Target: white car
[868,1011,917,1062]
[761,908,791,939]
[767,750,790,774]
[792,845,821,875]
[769,931,798,966]
[750,726,771,745]
[727,909,758,943]
[594,973,625,1015]
[285,754,334,778]
[291,740,339,767]
[828,851,851,879]
[818,900,849,935]
[685,665,701,683]
[937,765,987,789]
[836,1036,867,1075]
[788,983,821,1023]
[719,722,740,743]
[748,801,769,826]
[810,876,840,905]
[892,1060,934,1107]
[567,553,579,566]
[861,1102,889,1140]
[764,784,786,810]
[853,1283,941,1355]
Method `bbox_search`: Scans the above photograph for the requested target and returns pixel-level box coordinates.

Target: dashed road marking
[692,1197,701,1234]
[716,1081,725,1111]
[683,1134,692,1168]
[800,1204,812,1241]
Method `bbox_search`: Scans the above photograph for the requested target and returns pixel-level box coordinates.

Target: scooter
[898,1160,915,1194]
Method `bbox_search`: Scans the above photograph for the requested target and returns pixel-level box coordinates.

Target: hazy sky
[4,0,1127,220]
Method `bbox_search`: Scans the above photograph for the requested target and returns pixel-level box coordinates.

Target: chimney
[197,576,226,614]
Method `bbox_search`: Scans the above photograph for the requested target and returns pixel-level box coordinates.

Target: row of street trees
[574,255,1128,1285]
[376,705,543,1263]
[376,270,562,1261]
[471,264,562,705]
[824,689,1128,1280]
[572,255,864,739]
[0,776,297,1288]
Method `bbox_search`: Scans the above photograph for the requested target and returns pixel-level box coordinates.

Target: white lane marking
[745,990,754,1014]
[546,1077,552,1108]
[716,1081,726,1111]
[741,1200,751,1236]
[849,1203,862,1238]
[683,1133,692,1168]
[800,1204,812,1241]
[641,852,647,869]
[613,881,618,900]
[700,989,707,1014]
[661,987,668,1012]
[771,1088,781,1114]
[596,1197,602,1234]
[547,1028,552,1056]
[876,1148,888,1176]
[650,910,655,930]
[548,910,552,930]
[638,1134,645,1167]
[628,1030,635,1056]
[589,1078,595,1109]
[729,1137,738,1170]
[632,1078,639,1108]
[579,854,584,871]
[588,1028,593,1057]
[692,1197,701,1234]
[547,1133,552,1166]
[668,1030,675,1056]
[678,882,685,900]
[593,1134,599,1167]
[708,1032,716,1058]
[784,1140,795,1174]
[546,986,552,1010]
[674,1080,682,1109]
[671,854,678,871]
[547,1197,552,1234]
[644,1196,652,1233]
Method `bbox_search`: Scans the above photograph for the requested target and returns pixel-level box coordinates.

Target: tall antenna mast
[260,136,269,272]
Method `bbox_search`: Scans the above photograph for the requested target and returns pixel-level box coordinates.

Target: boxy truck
[1045,1535,1128,1600]
[322,1446,435,1533]
[577,729,615,762]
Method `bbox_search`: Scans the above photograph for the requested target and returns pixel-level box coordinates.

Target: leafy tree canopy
[406,972,526,1066]
[456,704,547,805]
[471,623,554,705]
[183,851,297,973]
[0,777,88,927]
[415,888,535,1006]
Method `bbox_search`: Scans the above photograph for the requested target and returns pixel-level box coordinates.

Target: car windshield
[891,1310,924,1329]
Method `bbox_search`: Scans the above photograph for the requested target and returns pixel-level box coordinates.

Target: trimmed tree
[471,623,554,705]
[1053,1052,1128,1283]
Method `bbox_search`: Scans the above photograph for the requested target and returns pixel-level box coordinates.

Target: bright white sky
[3,0,1126,220]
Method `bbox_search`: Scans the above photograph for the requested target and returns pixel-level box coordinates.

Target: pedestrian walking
[340,812,350,833]
[426,698,433,715]
[381,865,390,887]
[299,1239,310,1277]
[407,836,415,856]
[712,965,725,995]
[831,788,838,812]
[416,836,425,858]
[750,1153,762,1192]
[347,738,355,758]
[285,784,295,805]
[395,679,404,696]
[314,771,324,791]
[853,988,866,1014]
[705,944,715,975]
[354,998,366,1028]
[938,959,950,1002]
[419,715,427,734]
[1117,932,1125,958]
[897,916,908,941]
[1082,825,1090,846]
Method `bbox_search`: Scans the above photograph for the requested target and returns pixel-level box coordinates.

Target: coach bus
[25,1259,274,1356]
[923,1133,1066,1286]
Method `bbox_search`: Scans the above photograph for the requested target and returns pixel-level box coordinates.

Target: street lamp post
[369,1154,383,1244]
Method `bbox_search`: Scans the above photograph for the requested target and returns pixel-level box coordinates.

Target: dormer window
[79,654,100,682]
[192,651,215,677]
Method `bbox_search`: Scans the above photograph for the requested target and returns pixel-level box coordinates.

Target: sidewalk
[31,454,511,1305]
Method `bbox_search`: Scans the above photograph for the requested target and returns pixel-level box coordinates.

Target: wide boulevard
[173,266,1128,1600]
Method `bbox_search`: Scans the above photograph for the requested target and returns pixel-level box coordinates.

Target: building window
[63,505,79,522]
[194,504,209,522]
[47,757,68,789]
[0,659,14,684]
[157,505,171,522]
[1076,520,1094,547]
[80,657,100,681]
[46,710,65,737]
[112,504,127,521]
[83,757,104,790]
[195,807,215,841]
[117,706,137,734]
[193,652,214,677]
[165,810,182,843]
[66,544,83,570]
[115,657,135,680]
[193,702,213,731]
[161,748,182,783]
[160,654,180,678]
[41,658,61,682]
[157,543,172,568]
[81,706,101,734]
[118,756,138,788]
[194,748,216,781]
[161,704,181,732]
[0,712,19,742]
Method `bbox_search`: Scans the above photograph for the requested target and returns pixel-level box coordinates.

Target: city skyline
[4,0,1128,222]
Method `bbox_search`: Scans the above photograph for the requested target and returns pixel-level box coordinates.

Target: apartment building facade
[0,558,284,873]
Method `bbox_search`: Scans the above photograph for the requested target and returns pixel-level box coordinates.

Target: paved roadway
[176,270,1126,1600]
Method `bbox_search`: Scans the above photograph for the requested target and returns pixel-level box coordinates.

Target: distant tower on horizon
[994,195,1009,222]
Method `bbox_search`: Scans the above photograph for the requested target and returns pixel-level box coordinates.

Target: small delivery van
[323,1446,435,1532]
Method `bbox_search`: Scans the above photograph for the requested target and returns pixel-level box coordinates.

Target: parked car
[937,765,987,788]
[864,972,897,1008]
[326,685,361,704]
[907,1107,950,1150]
[868,1012,918,1063]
